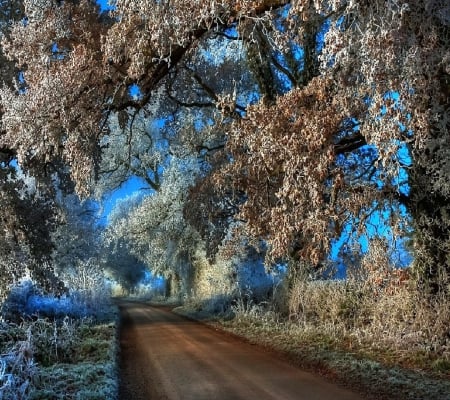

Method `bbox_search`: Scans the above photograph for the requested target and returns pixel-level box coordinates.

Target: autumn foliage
[0,0,448,299]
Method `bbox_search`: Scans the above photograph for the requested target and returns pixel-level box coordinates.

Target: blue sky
[96,0,112,12]
[99,176,150,224]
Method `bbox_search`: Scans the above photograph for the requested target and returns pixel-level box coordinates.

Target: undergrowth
[0,309,118,399]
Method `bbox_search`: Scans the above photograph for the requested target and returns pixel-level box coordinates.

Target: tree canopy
[0,0,449,297]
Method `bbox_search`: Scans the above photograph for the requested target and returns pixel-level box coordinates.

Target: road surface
[118,301,363,400]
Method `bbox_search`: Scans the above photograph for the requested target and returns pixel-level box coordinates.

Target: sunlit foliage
[0,0,448,298]
[104,158,202,296]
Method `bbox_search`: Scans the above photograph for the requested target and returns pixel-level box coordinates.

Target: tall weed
[0,327,36,400]
[0,315,118,399]
[286,249,450,369]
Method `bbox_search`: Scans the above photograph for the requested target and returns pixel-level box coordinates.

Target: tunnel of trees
[0,0,449,310]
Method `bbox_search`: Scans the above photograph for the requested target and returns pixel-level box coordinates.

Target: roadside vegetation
[0,281,118,400]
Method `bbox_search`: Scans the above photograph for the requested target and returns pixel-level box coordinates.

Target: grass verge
[0,307,119,399]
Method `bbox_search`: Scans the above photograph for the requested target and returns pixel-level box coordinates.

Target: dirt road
[118,301,363,400]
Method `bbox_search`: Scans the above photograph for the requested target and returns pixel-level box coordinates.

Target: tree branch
[107,1,290,113]
[334,132,367,155]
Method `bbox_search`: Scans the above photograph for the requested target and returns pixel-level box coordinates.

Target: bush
[1,280,37,323]
[1,274,113,323]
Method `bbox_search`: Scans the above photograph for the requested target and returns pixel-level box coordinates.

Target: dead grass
[0,308,119,399]
[210,310,450,400]
[285,274,450,370]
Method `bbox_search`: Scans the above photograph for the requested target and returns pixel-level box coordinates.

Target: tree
[104,158,202,296]
[0,0,448,295]
[214,1,449,292]
[101,238,147,294]
[0,0,286,195]
[51,194,100,275]
[0,0,112,195]
[0,162,62,298]
[94,109,164,198]
[0,0,22,90]
[0,33,62,297]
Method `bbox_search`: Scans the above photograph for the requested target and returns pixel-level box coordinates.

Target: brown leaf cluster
[216,77,347,263]
[214,0,450,273]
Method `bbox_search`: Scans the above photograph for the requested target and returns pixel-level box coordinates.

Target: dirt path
[118,301,364,400]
